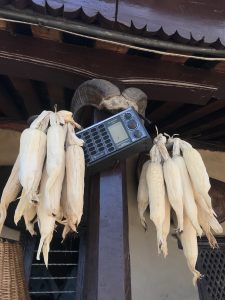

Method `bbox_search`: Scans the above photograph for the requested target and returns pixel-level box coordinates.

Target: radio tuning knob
[127,119,137,129]
[134,130,142,138]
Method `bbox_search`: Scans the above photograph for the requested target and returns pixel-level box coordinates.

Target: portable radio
[76,107,151,173]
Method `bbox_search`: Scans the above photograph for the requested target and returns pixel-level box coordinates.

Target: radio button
[124,112,132,120]
[134,130,142,138]
[108,147,115,152]
[127,119,137,129]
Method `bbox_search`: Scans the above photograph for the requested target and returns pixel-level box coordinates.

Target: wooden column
[83,110,131,300]
[98,162,131,300]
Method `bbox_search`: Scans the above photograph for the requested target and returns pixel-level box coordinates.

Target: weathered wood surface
[0,31,225,106]
[1,1,225,47]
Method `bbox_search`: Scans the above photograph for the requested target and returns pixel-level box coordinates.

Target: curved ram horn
[71,79,120,118]
[122,88,147,116]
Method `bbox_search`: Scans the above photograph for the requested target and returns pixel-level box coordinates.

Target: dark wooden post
[83,110,131,300]
[98,162,131,300]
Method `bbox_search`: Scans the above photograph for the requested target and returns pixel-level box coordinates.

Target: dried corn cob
[137,160,149,229]
[180,213,202,286]
[36,167,56,267]
[45,113,66,216]
[161,192,171,258]
[172,138,202,237]
[157,135,184,232]
[23,203,37,236]
[19,127,47,204]
[179,139,212,211]
[64,123,85,234]
[14,190,28,225]
[146,145,166,254]
[197,203,218,249]
[0,156,21,234]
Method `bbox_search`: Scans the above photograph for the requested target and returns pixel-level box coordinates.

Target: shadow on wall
[126,156,199,300]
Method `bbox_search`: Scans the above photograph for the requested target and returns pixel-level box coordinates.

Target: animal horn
[71,79,120,119]
[122,87,147,116]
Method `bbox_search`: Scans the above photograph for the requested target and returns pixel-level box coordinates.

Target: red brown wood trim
[1,31,225,105]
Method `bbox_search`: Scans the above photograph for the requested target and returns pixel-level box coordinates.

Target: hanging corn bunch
[0,109,85,268]
[137,132,223,285]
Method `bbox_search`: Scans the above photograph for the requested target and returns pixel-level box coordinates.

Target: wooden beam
[214,62,225,73]
[182,113,225,136]
[1,31,225,105]
[163,99,225,132]
[95,41,128,54]
[0,119,27,131]
[160,54,188,64]
[47,83,65,110]
[200,127,225,140]
[31,25,62,42]
[0,20,7,30]
[0,82,23,119]
[10,77,43,116]
[149,101,184,122]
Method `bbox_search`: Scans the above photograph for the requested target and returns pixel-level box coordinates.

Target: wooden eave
[1,0,225,48]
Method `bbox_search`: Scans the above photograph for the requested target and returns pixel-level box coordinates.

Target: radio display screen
[108,121,129,144]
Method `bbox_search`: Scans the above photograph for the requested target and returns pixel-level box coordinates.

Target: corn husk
[180,213,202,286]
[172,139,202,237]
[146,145,166,254]
[137,160,149,229]
[180,140,212,211]
[157,141,184,232]
[0,156,21,234]
[45,113,66,216]
[63,124,85,235]
[19,128,46,204]
[36,167,56,267]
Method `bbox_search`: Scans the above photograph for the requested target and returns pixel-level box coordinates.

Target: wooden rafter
[10,77,43,116]
[149,102,184,123]
[1,31,225,106]
[163,99,225,132]
[31,25,62,42]
[0,119,27,131]
[47,84,65,110]
[182,113,225,136]
[0,82,23,119]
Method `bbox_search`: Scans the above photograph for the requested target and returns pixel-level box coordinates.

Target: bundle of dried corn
[137,132,222,285]
[0,109,85,268]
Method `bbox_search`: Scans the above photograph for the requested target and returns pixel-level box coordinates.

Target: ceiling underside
[0,22,225,149]
[1,0,225,48]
